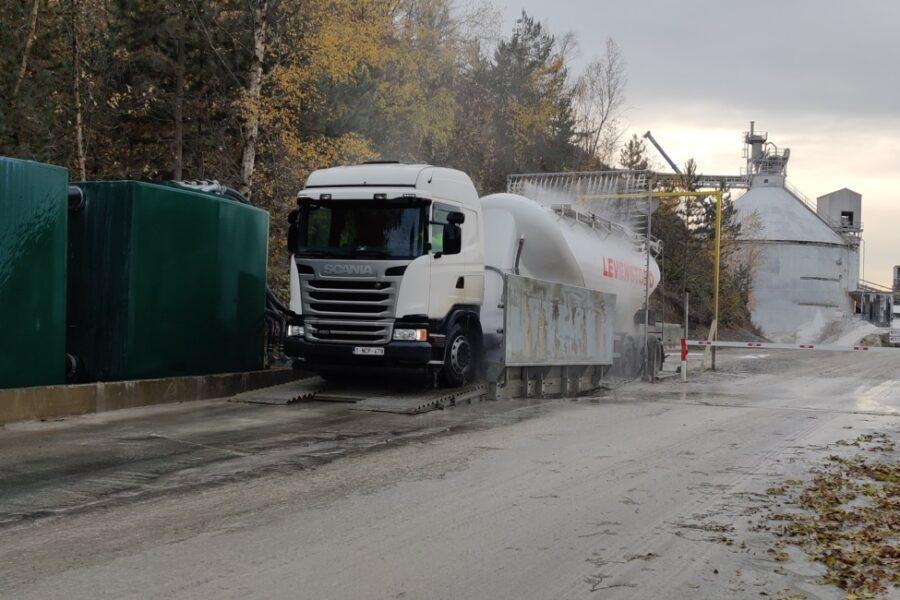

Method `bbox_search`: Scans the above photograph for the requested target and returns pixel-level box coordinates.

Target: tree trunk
[13,0,42,102]
[239,0,269,200]
[72,0,87,180]
[172,9,186,180]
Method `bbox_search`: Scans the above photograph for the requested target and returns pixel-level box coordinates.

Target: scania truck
[284,163,661,387]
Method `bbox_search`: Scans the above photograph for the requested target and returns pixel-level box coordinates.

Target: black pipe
[68,185,85,212]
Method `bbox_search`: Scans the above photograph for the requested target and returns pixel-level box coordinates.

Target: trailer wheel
[440,326,475,387]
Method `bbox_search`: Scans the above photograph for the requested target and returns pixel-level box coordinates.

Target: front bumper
[285,336,434,367]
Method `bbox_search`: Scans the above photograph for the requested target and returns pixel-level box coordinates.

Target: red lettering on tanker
[602,257,655,288]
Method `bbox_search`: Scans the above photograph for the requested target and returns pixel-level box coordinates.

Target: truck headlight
[393,328,428,342]
[288,325,304,337]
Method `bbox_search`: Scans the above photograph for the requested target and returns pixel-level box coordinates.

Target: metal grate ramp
[230,377,326,405]
[231,378,487,414]
[320,383,488,415]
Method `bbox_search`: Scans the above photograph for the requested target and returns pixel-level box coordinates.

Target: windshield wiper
[295,250,333,258]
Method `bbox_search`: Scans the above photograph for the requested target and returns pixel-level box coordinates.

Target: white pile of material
[816,317,887,346]
[792,311,831,345]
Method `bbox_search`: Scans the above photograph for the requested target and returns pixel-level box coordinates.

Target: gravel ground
[0,349,897,599]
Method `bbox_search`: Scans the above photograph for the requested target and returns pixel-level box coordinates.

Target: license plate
[352,346,385,356]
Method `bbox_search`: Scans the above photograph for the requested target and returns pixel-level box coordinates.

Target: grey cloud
[505,0,900,117]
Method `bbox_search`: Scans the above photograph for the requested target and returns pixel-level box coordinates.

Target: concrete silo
[733,123,861,343]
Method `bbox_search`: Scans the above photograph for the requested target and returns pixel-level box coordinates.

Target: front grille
[300,276,399,344]
[308,280,391,291]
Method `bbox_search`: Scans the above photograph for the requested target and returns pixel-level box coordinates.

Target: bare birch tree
[573,38,626,168]
[71,0,86,180]
[172,4,186,181]
[13,0,42,103]
[239,0,269,199]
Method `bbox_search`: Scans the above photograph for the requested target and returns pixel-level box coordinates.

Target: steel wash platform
[232,377,488,415]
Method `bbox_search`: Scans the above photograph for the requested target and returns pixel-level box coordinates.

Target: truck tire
[440,326,475,387]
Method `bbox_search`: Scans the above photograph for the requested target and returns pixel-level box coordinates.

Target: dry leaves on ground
[767,433,899,599]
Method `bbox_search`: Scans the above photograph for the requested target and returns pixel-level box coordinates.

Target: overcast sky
[502,0,900,287]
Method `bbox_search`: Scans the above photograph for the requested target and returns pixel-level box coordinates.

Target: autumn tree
[0,0,769,328]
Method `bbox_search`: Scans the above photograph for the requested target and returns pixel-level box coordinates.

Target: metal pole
[711,190,723,370]
[643,180,652,380]
[682,292,689,382]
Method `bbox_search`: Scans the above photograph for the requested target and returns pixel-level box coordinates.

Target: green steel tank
[0,158,68,389]
[67,181,269,382]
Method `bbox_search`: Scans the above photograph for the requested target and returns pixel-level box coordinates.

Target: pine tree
[482,11,577,191]
[619,134,648,171]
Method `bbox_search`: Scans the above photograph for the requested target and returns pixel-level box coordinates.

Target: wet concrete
[0,349,898,599]
[0,389,554,529]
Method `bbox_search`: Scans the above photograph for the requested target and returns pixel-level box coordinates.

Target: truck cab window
[295,200,427,259]
[430,202,457,254]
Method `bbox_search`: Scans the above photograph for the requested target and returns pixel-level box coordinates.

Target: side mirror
[441,223,462,255]
[287,208,299,252]
[447,211,465,225]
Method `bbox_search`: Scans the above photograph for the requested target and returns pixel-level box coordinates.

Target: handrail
[550,203,662,256]
[783,181,853,234]
[858,279,893,293]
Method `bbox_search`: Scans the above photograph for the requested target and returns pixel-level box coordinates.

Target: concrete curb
[0,369,301,425]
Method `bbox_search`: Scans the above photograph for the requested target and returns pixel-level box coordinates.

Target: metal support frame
[576,189,724,372]
[489,364,607,400]
[643,185,652,380]
[504,171,725,378]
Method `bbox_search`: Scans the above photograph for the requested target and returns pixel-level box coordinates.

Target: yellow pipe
[712,191,723,369]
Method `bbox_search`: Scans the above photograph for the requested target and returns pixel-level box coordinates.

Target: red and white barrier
[685,339,898,354]
[674,337,897,382]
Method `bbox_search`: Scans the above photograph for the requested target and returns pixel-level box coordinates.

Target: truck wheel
[440,326,475,387]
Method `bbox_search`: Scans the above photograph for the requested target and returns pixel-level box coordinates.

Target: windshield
[294,199,427,260]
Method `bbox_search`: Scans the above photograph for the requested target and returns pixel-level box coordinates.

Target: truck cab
[285,163,485,385]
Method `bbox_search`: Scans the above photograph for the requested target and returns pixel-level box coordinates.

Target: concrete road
[0,350,897,599]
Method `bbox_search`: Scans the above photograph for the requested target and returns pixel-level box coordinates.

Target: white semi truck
[284,163,662,389]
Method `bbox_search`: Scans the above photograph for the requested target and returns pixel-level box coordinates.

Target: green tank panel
[68,181,269,382]
[0,158,69,389]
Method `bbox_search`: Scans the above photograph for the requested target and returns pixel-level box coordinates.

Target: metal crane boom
[643,131,682,175]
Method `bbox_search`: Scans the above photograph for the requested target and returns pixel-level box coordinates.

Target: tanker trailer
[480,193,662,393]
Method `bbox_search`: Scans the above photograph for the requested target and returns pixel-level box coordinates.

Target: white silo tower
[733,123,861,343]
[894,266,900,298]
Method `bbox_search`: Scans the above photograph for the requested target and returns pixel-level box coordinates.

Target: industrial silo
[733,124,860,343]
